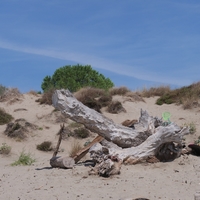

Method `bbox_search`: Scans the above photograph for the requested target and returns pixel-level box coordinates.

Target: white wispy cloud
[0,39,191,86]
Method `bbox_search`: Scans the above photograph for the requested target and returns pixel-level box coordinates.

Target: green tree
[41,64,114,92]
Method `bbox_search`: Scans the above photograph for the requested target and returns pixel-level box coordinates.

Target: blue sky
[0,0,200,92]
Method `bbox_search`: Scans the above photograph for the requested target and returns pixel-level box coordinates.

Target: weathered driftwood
[52,89,160,148]
[52,89,190,174]
[72,135,103,163]
[50,156,75,169]
[52,124,65,158]
[50,124,75,169]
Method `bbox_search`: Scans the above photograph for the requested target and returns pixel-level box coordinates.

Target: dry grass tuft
[125,91,145,102]
[36,88,55,105]
[109,86,131,96]
[4,118,38,140]
[0,84,7,96]
[73,128,90,138]
[139,85,171,98]
[74,87,107,113]
[98,94,112,107]
[36,141,53,151]
[74,87,106,100]
[156,81,200,109]
[182,97,199,109]
[107,101,126,114]
[0,88,23,104]
[0,143,11,155]
[27,90,40,96]
[69,139,82,157]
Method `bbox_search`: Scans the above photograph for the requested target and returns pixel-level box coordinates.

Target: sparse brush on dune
[182,122,196,134]
[27,90,40,96]
[156,81,200,109]
[74,87,106,100]
[0,108,14,125]
[11,150,35,166]
[35,88,55,105]
[74,87,107,112]
[36,141,53,151]
[125,91,145,102]
[0,84,7,96]
[109,86,131,96]
[0,87,23,104]
[107,100,126,114]
[0,143,11,155]
[73,128,90,138]
[69,139,82,158]
[139,85,171,98]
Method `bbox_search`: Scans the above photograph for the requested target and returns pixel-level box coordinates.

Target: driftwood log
[50,124,75,169]
[52,89,190,175]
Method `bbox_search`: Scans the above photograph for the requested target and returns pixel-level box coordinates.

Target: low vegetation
[0,84,7,96]
[109,86,131,96]
[107,100,126,114]
[195,136,200,145]
[181,122,196,135]
[68,122,83,129]
[36,88,55,105]
[0,108,14,125]
[69,140,82,157]
[0,87,23,104]
[155,82,200,109]
[11,150,35,166]
[36,141,53,151]
[73,128,90,138]
[27,90,40,96]
[41,64,114,92]
[0,143,11,155]
[74,87,110,113]
[139,85,171,98]
[4,119,38,140]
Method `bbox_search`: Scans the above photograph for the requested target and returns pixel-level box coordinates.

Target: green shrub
[36,141,53,151]
[188,122,196,134]
[41,65,114,92]
[0,143,11,155]
[0,108,14,125]
[11,151,35,166]
[156,93,176,105]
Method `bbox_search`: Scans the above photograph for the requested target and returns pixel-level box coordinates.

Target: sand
[0,93,200,200]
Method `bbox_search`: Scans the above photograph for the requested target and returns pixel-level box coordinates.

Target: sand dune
[0,93,200,200]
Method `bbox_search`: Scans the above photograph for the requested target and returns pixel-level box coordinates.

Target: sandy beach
[0,92,200,200]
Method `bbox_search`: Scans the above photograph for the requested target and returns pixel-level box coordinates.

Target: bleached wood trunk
[52,89,190,164]
[50,156,75,169]
[52,90,158,148]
